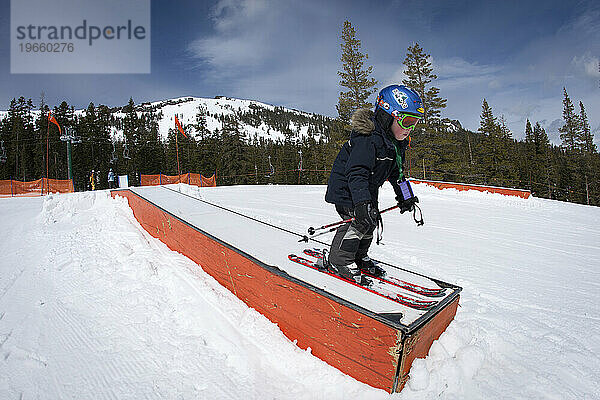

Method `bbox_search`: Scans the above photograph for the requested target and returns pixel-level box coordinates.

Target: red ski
[302,249,445,297]
[288,254,438,311]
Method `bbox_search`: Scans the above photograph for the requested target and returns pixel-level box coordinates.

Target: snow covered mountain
[110,96,332,142]
[0,96,333,143]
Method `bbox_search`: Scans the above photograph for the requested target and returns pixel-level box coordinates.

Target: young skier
[108,168,116,189]
[324,84,423,285]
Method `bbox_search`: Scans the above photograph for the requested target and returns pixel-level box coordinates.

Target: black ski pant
[328,205,375,267]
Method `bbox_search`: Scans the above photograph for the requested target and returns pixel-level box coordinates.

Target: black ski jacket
[325,108,407,208]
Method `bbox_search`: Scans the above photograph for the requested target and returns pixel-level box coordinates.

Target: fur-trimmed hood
[351,108,375,135]
[326,107,406,207]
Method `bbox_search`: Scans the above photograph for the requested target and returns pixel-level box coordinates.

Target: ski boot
[355,256,386,278]
[328,263,372,286]
[314,249,330,271]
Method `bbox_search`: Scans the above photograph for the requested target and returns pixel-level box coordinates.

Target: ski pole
[300,204,399,242]
[299,225,342,242]
[307,216,353,236]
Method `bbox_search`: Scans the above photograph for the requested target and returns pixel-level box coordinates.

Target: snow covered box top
[111,185,462,393]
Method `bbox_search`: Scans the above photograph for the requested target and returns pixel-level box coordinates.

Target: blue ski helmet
[375,85,424,119]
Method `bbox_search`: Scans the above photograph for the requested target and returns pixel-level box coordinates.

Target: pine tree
[478,99,505,184]
[51,101,75,180]
[74,103,99,189]
[194,104,210,140]
[532,123,550,154]
[19,97,36,181]
[3,99,20,180]
[122,98,139,179]
[35,100,50,182]
[578,101,597,204]
[3,97,36,181]
[402,43,446,129]
[522,119,535,187]
[478,99,496,136]
[524,119,533,144]
[165,129,178,176]
[144,114,164,174]
[497,115,516,186]
[0,112,8,179]
[579,101,596,155]
[526,122,551,196]
[336,20,377,124]
[536,123,554,199]
[217,118,251,184]
[558,88,582,152]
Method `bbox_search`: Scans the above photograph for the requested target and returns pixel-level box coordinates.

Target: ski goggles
[394,113,421,130]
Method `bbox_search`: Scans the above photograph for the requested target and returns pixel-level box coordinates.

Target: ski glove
[395,180,419,214]
[354,201,379,234]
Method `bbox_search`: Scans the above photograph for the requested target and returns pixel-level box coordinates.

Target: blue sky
[1,0,599,143]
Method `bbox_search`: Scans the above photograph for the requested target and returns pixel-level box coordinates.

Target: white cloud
[434,57,501,79]
[187,0,274,69]
[186,0,343,114]
[385,57,503,91]
[572,53,600,78]
[188,35,267,68]
[211,0,269,32]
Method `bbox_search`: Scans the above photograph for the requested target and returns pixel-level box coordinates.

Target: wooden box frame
[112,189,461,393]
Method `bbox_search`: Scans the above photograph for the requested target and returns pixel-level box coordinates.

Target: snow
[138,96,323,142]
[1,184,599,399]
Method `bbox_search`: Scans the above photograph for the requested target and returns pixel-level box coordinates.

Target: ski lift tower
[60,126,81,181]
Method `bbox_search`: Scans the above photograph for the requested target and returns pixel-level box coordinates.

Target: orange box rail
[112,187,461,393]
[140,173,216,187]
[411,178,531,199]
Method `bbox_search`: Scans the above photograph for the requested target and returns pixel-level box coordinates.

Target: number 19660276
[19,43,74,52]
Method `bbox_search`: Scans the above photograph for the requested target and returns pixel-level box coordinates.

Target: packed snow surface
[0,184,599,399]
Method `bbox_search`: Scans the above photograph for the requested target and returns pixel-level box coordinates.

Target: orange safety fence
[410,178,531,199]
[0,178,74,197]
[140,173,217,188]
[188,173,217,187]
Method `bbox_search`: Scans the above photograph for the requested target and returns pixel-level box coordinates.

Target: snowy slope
[0,96,327,143]
[138,96,318,142]
[0,185,599,399]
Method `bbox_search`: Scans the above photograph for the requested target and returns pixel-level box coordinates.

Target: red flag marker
[175,115,187,138]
